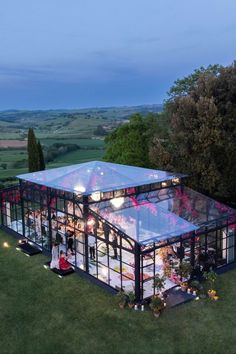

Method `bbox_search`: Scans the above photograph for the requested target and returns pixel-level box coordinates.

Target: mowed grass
[1,231,236,354]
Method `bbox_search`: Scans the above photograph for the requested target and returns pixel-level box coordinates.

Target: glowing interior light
[3,242,9,248]
[87,218,95,226]
[110,197,124,208]
[80,264,84,270]
[74,184,86,193]
[90,191,100,201]
[172,177,180,184]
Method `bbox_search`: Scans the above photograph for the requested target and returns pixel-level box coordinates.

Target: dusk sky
[0,0,236,110]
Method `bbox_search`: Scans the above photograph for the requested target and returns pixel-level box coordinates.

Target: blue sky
[0,0,236,110]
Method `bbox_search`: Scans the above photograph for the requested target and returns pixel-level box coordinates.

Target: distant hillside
[0,104,163,123]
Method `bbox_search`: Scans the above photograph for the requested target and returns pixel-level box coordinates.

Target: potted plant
[189,280,200,293]
[153,274,166,295]
[177,261,193,291]
[203,270,217,298]
[116,290,127,309]
[149,295,165,318]
[180,281,188,292]
[127,291,136,308]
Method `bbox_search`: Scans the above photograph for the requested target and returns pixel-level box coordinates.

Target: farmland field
[0,140,27,148]
[0,105,163,185]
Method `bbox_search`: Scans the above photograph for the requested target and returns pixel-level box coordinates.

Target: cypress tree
[37,141,45,171]
[27,128,40,172]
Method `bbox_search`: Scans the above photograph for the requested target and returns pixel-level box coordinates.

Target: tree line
[104,62,236,203]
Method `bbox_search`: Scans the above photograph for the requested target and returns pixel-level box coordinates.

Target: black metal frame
[0,180,236,302]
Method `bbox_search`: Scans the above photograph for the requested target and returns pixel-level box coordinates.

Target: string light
[90,191,100,201]
[110,197,124,208]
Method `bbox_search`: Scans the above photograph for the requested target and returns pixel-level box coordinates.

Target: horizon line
[0,102,164,113]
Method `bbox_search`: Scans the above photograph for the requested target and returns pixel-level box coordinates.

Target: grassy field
[0,149,105,179]
[1,230,236,354]
[0,106,163,182]
[52,149,104,165]
[0,109,109,181]
[40,138,104,148]
[0,138,105,180]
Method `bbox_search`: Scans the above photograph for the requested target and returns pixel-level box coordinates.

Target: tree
[27,129,46,172]
[0,163,7,170]
[94,125,107,136]
[167,64,222,100]
[154,62,236,202]
[37,141,45,171]
[149,137,172,171]
[27,128,39,172]
[104,114,150,167]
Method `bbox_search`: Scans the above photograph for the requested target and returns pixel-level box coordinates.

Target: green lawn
[1,230,236,354]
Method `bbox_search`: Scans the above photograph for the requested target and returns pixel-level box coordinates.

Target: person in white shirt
[88,235,96,260]
[50,242,59,269]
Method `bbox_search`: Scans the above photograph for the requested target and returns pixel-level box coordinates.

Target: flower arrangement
[208,289,217,298]
[180,281,188,291]
[213,295,219,301]
[203,270,217,297]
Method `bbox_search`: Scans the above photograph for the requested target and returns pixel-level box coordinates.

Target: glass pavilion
[1,161,236,301]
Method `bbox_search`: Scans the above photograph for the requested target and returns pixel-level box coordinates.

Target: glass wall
[0,186,23,236]
[140,240,184,299]
[194,227,236,270]
[1,181,236,302]
[85,214,136,292]
[139,226,236,300]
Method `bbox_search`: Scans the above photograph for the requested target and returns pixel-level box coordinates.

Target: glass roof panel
[91,186,236,244]
[92,202,198,244]
[153,186,236,227]
[17,161,184,195]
